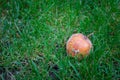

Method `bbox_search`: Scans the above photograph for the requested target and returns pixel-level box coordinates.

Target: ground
[0,0,120,80]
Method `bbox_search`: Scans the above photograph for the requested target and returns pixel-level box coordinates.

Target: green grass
[0,0,120,80]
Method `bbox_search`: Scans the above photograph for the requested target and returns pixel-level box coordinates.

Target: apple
[66,33,92,57]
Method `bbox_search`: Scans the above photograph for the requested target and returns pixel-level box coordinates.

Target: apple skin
[66,33,92,57]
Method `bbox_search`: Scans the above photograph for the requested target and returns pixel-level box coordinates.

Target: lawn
[0,0,120,80]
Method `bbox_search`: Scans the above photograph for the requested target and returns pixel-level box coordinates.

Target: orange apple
[66,33,92,57]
